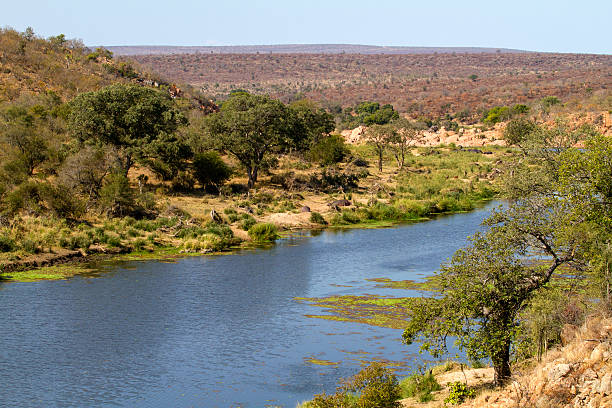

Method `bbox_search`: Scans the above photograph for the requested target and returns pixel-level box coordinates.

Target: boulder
[327,199,351,207]
[300,206,311,213]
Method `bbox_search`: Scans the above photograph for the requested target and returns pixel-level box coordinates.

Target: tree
[0,104,49,176]
[204,93,304,188]
[191,151,232,193]
[307,134,349,165]
[402,126,610,387]
[403,198,580,386]
[68,84,187,176]
[388,118,418,170]
[365,124,396,172]
[503,117,537,146]
[288,99,334,150]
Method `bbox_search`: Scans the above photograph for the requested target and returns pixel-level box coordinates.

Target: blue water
[0,202,499,407]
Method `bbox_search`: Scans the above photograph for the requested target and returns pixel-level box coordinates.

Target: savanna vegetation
[0,28,508,280]
[1,24,611,408]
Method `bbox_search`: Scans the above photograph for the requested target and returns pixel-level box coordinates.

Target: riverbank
[1,145,506,282]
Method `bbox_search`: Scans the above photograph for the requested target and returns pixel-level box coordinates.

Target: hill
[105,44,529,56]
[128,52,612,118]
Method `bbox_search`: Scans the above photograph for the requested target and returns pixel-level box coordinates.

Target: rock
[327,199,351,207]
[590,344,607,363]
[548,363,571,381]
[600,373,612,395]
[300,206,311,213]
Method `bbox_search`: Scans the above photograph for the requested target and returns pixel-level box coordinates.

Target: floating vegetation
[0,265,97,282]
[296,277,440,328]
[296,294,416,329]
[366,276,440,291]
[304,356,340,366]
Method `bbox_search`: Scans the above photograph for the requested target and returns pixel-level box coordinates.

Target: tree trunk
[247,166,258,189]
[492,340,512,387]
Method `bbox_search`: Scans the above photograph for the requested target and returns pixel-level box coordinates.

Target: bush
[444,382,475,405]
[41,183,85,219]
[98,173,136,217]
[399,372,441,402]
[503,117,537,146]
[191,151,232,192]
[307,362,400,408]
[310,212,327,225]
[0,235,16,252]
[248,223,279,242]
[239,214,257,231]
[308,135,349,165]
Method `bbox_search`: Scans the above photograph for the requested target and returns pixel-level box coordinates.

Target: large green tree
[403,197,580,386]
[68,84,187,176]
[205,93,309,188]
[403,127,609,387]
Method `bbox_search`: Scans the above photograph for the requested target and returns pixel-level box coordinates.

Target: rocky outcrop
[461,315,612,408]
[340,125,507,147]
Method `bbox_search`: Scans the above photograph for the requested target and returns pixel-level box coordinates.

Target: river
[0,202,499,408]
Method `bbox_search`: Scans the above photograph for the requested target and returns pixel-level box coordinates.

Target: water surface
[0,202,499,407]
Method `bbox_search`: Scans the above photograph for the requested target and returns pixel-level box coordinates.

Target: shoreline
[0,199,496,283]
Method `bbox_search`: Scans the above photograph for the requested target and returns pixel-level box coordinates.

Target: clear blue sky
[3,0,611,54]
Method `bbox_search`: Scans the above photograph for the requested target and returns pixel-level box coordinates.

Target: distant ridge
[104,44,530,56]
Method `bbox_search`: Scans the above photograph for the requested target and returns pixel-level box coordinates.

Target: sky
[3,0,611,54]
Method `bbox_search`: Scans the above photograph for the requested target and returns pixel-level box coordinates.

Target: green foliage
[289,99,335,149]
[399,372,441,402]
[0,235,16,252]
[239,214,257,231]
[483,106,511,124]
[540,96,560,109]
[98,173,136,217]
[444,382,475,405]
[307,362,401,408]
[205,93,323,188]
[191,151,232,191]
[310,212,327,225]
[308,135,349,165]
[248,222,279,242]
[503,117,537,145]
[68,83,187,175]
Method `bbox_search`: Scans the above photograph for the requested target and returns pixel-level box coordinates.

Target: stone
[599,373,612,395]
[548,363,571,381]
[300,206,311,213]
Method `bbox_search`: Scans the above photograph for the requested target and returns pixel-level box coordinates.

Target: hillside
[129,52,612,117]
[106,44,529,56]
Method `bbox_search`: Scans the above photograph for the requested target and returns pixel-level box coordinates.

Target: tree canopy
[68,84,187,176]
[205,93,329,188]
[402,126,611,386]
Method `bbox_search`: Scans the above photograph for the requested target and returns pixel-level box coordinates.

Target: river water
[0,202,499,408]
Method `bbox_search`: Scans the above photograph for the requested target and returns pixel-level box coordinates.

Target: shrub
[0,235,16,252]
[444,382,475,405]
[310,212,327,225]
[504,117,537,146]
[171,171,195,192]
[191,151,232,192]
[98,173,136,217]
[307,362,400,408]
[41,183,85,219]
[343,362,401,408]
[308,135,349,165]
[399,372,441,402]
[239,215,256,231]
[248,223,279,242]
